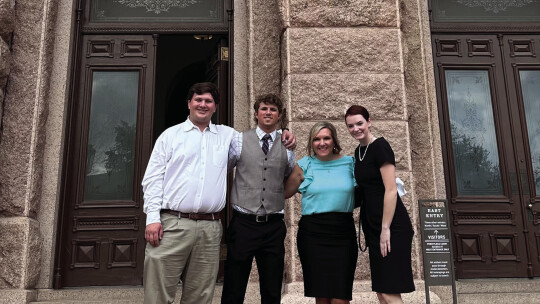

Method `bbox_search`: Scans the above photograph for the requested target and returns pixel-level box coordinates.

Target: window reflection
[84,71,139,201]
[519,70,540,194]
[445,70,503,196]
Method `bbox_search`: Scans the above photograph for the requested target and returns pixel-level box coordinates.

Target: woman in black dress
[345,105,415,304]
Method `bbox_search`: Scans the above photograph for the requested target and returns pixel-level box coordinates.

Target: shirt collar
[256,126,277,141]
[184,117,218,134]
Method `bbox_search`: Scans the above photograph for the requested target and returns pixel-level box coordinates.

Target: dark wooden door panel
[433,34,540,278]
[502,36,540,276]
[58,34,156,287]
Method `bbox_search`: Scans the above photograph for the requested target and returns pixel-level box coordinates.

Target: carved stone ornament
[456,0,534,13]
[114,0,200,14]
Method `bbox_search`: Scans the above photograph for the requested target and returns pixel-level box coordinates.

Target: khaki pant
[143,213,223,304]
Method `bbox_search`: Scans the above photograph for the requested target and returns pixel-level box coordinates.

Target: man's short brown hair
[186,82,220,104]
[253,94,288,128]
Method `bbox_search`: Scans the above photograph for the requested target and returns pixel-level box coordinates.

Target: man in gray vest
[221,94,295,304]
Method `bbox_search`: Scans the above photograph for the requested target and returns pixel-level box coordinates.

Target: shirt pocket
[212,145,228,168]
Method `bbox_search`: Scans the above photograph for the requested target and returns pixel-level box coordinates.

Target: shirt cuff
[146,210,162,226]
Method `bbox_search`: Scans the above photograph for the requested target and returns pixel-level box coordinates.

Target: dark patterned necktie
[262,134,271,155]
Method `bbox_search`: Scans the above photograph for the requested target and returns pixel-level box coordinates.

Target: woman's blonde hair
[306,122,343,156]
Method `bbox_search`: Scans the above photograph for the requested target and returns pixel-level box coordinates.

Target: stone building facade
[1,0,539,303]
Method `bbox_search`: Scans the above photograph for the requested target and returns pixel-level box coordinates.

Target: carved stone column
[0,0,59,301]
[279,0,432,285]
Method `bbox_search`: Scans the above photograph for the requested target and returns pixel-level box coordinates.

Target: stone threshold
[456,278,540,304]
[16,280,442,304]
[6,278,536,303]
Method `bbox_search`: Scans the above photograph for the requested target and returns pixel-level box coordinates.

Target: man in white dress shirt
[221,94,295,304]
[141,83,295,304]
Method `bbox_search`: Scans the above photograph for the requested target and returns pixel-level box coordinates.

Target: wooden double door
[56,33,230,287]
[433,34,540,278]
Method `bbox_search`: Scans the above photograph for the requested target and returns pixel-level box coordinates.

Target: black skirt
[297,212,358,300]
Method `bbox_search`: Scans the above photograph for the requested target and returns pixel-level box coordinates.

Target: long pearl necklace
[359,136,374,161]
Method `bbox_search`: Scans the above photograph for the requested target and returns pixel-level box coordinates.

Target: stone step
[455,278,540,304]
[458,292,540,304]
[32,281,437,304]
[283,281,439,304]
[456,278,540,294]
[282,292,441,304]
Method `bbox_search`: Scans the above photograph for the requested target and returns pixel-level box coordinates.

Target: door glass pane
[432,0,540,23]
[91,0,223,23]
[519,70,540,194]
[84,71,139,201]
[445,70,503,196]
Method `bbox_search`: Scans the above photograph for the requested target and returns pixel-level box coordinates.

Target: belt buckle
[255,215,268,223]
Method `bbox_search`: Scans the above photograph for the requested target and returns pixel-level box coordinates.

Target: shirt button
[264,168,267,170]
[265,158,267,161]
[262,198,265,201]
[263,188,265,191]
[264,178,266,181]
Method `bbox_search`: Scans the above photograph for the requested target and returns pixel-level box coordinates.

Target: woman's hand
[380,227,391,257]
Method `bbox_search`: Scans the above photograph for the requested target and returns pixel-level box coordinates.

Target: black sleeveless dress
[354,137,415,294]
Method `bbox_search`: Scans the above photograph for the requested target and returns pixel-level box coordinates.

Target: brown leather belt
[160,209,221,220]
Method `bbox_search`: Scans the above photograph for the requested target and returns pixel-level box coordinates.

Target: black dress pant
[221,213,287,304]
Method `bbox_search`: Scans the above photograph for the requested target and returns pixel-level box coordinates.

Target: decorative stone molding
[0,0,15,41]
[0,0,15,143]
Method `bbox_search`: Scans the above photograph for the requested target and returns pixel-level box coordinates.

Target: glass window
[432,0,540,23]
[445,70,503,196]
[84,71,139,201]
[519,70,540,194]
[90,0,223,23]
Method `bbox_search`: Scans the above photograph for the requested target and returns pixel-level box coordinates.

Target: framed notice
[418,199,457,304]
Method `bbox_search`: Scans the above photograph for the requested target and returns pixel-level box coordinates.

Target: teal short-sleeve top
[297,155,356,215]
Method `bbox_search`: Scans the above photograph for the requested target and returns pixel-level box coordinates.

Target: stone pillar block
[283,27,402,75]
[251,0,282,97]
[284,73,405,121]
[0,217,41,289]
[284,0,398,27]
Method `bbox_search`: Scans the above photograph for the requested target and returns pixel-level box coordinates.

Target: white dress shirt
[142,118,237,225]
[228,126,296,215]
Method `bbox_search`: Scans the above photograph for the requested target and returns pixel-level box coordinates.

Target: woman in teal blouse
[285,122,358,304]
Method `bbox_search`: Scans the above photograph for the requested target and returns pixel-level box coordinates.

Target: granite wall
[278,0,445,284]
[0,0,446,302]
[0,0,61,302]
